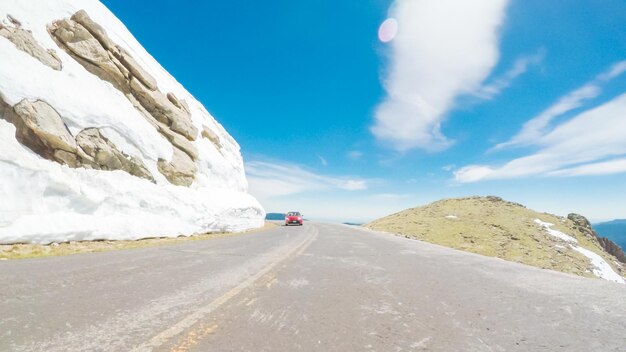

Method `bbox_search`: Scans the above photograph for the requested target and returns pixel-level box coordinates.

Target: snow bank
[572,246,626,284]
[534,219,577,243]
[535,219,624,284]
[0,0,264,243]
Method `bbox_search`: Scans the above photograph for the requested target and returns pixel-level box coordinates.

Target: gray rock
[118,51,158,91]
[48,19,127,90]
[9,99,77,160]
[0,96,154,182]
[48,10,200,186]
[179,99,191,114]
[125,95,199,163]
[157,147,196,187]
[129,77,197,141]
[75,128,155,182]
[567,213,595,239]
[0,20,62,70]
[166,93,183,110]
[201,125,222,150]
[53,149,80,168]
[70,9,114,51]
[157,121,199,160]
[49,19,109,67]
[6,14,22,27]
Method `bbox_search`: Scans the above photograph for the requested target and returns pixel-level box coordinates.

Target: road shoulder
[0,222,278,260]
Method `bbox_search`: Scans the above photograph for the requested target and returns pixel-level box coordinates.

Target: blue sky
[101,0,626,223]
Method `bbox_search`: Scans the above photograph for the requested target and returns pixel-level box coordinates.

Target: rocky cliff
[593,219,626,255]
[568,214,626,263]
[365,196,625,284]
[0,0,264,243]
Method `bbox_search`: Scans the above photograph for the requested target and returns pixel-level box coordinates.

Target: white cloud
[246,160,368,200]
[598,61,626,81]
[454,165,494,183]
[347,150,363,160]
[372,0,509,152]
[455,93,626,182]
[343,179,367,190]
[548,158,626,177]
[441,164,456,172]
[474,49,545,100]
[495,60,626,150]
[317,155,328,166]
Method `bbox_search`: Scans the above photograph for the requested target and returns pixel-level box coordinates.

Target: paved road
[1,222,625,351]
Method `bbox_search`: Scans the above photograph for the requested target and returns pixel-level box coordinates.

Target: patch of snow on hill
[572,246,625,284]
[534,219,577,243]
[535,219,624,284]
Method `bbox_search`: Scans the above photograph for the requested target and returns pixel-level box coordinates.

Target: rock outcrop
[0,15,62,70]
[0,13,158,182]
[75,128,154,181]
[0,0,264,244]
[202,125,223,151]
[1,97,154,182]
[568,213,598,240]
[5,99,77,163]
[48,10,199,185]
[568,213,626,263]
[157,148,196,187]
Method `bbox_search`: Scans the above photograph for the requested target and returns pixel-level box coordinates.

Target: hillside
[365,196,625,283]
[0,0,264,244]
[593,220,626,250]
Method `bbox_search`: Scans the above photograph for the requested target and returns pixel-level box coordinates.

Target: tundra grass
[365,197,624,279]
[0,222,277,260]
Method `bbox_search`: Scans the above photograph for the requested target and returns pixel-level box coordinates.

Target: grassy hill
[365,196,625,282]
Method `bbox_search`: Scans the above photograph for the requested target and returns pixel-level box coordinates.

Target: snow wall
[0,0,265,244]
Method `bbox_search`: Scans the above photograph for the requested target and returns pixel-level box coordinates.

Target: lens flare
[378,18,398,43]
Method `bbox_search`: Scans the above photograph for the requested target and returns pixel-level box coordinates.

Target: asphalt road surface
[1,222,625,351]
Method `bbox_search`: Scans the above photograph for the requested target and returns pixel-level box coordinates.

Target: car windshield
[287,212,300,216]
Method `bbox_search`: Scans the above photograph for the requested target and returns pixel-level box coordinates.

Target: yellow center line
[131,226,318,352]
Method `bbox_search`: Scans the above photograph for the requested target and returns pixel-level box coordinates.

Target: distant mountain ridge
[365,196,625,283]
[265,213,285,220]
[593,220,626,251]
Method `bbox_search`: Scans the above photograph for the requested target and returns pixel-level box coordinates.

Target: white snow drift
[534,219,624,284]
[0,0,264,243]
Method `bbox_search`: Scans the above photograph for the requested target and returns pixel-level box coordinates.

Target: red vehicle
[285,211,303,226]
